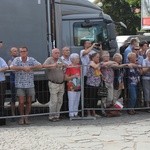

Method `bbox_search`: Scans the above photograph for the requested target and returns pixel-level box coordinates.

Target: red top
[65,65,81,91]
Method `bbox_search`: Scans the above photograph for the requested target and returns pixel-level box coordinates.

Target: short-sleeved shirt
[61,56,71,65]
[65,65,81,91]
[80,49,96,76]
[101,62,114,83]
[0,57,8,81]
[86,65,101,87]
[43,57,65,83]
[125,68,140,85]
[10,57,41,88]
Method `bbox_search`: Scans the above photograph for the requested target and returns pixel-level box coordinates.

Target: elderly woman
[65,53,81,118]
[113,53,126,103]
[125,52,141,115]
[142,49,150,110]
[101,51,117,107]
[86,52,101,117]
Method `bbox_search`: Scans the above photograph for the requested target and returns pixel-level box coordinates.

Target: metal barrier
[0,65,150,124]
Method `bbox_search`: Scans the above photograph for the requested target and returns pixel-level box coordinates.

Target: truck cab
[55,0,118,56]
[0,0,118,104]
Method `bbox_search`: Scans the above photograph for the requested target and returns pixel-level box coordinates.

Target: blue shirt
[10,57,41,88]
[0,57,8,81]
[124,45,132,63]
[137,55,144,66]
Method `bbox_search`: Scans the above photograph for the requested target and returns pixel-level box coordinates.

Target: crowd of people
[0,38,150,125]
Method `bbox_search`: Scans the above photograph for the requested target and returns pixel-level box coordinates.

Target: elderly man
[61,47,71,65]
[43,48,65,121]
[10,46,42,125]
[8,47,18,120]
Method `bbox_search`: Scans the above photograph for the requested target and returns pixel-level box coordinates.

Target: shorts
[17,88,35,97]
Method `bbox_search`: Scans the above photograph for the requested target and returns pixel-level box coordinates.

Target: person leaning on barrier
[100,51,118,107]
[61,47,71,113]
[43,48,65,122]
[86,52,101,117]
[142,49,150,110]
[0,57,8,125]
[112,53,127,103]
[125,52,142,115]
[65,53,81,119]
[8,47,19,121]
[10,46,42,125]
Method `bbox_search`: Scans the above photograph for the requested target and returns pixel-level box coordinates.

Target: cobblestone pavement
[0,111,150,150]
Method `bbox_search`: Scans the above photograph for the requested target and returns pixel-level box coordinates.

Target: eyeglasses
[134,49,140,51]
[20,51,27,53]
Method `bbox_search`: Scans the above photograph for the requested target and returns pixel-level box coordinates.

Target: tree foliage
[94,0,141,35]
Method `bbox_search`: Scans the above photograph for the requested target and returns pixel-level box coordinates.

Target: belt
[49,80,64,84]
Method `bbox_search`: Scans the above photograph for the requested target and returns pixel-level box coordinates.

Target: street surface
[0,112,150,150]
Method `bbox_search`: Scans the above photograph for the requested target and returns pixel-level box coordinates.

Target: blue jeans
[128,84,137,108]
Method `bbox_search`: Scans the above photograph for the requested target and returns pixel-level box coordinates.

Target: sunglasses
[20,50,27,53]
[134,49,140,51]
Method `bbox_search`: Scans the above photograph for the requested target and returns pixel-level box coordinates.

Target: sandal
[24,118,31,125]
[18,118,24,125]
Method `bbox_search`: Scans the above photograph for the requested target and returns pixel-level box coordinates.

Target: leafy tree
[93,0,141,35]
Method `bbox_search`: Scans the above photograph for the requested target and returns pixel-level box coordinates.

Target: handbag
[97,80,108,98]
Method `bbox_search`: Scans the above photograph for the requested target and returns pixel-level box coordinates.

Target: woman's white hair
[113,53,122,60]
[70,53,79,62]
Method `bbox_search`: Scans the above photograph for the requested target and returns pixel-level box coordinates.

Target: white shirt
[80,49,95,76]
[61,56,71,65]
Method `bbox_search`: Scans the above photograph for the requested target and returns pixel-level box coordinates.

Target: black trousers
[0,81,6,125]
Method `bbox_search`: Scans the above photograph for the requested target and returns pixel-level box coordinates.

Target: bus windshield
[73,21,108,46]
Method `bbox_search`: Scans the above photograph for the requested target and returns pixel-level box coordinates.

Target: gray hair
[102,51,110,57]
[127,52,136,60]
[62,47,70,51]
[70,53,79,62]
[113,53,122,60]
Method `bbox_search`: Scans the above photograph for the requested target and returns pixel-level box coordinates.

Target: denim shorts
[17,88,35,97]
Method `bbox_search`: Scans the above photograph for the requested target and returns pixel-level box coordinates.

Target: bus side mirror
[107,23,116,40]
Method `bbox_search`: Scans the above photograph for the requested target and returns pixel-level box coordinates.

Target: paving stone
[0,112,150,150]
